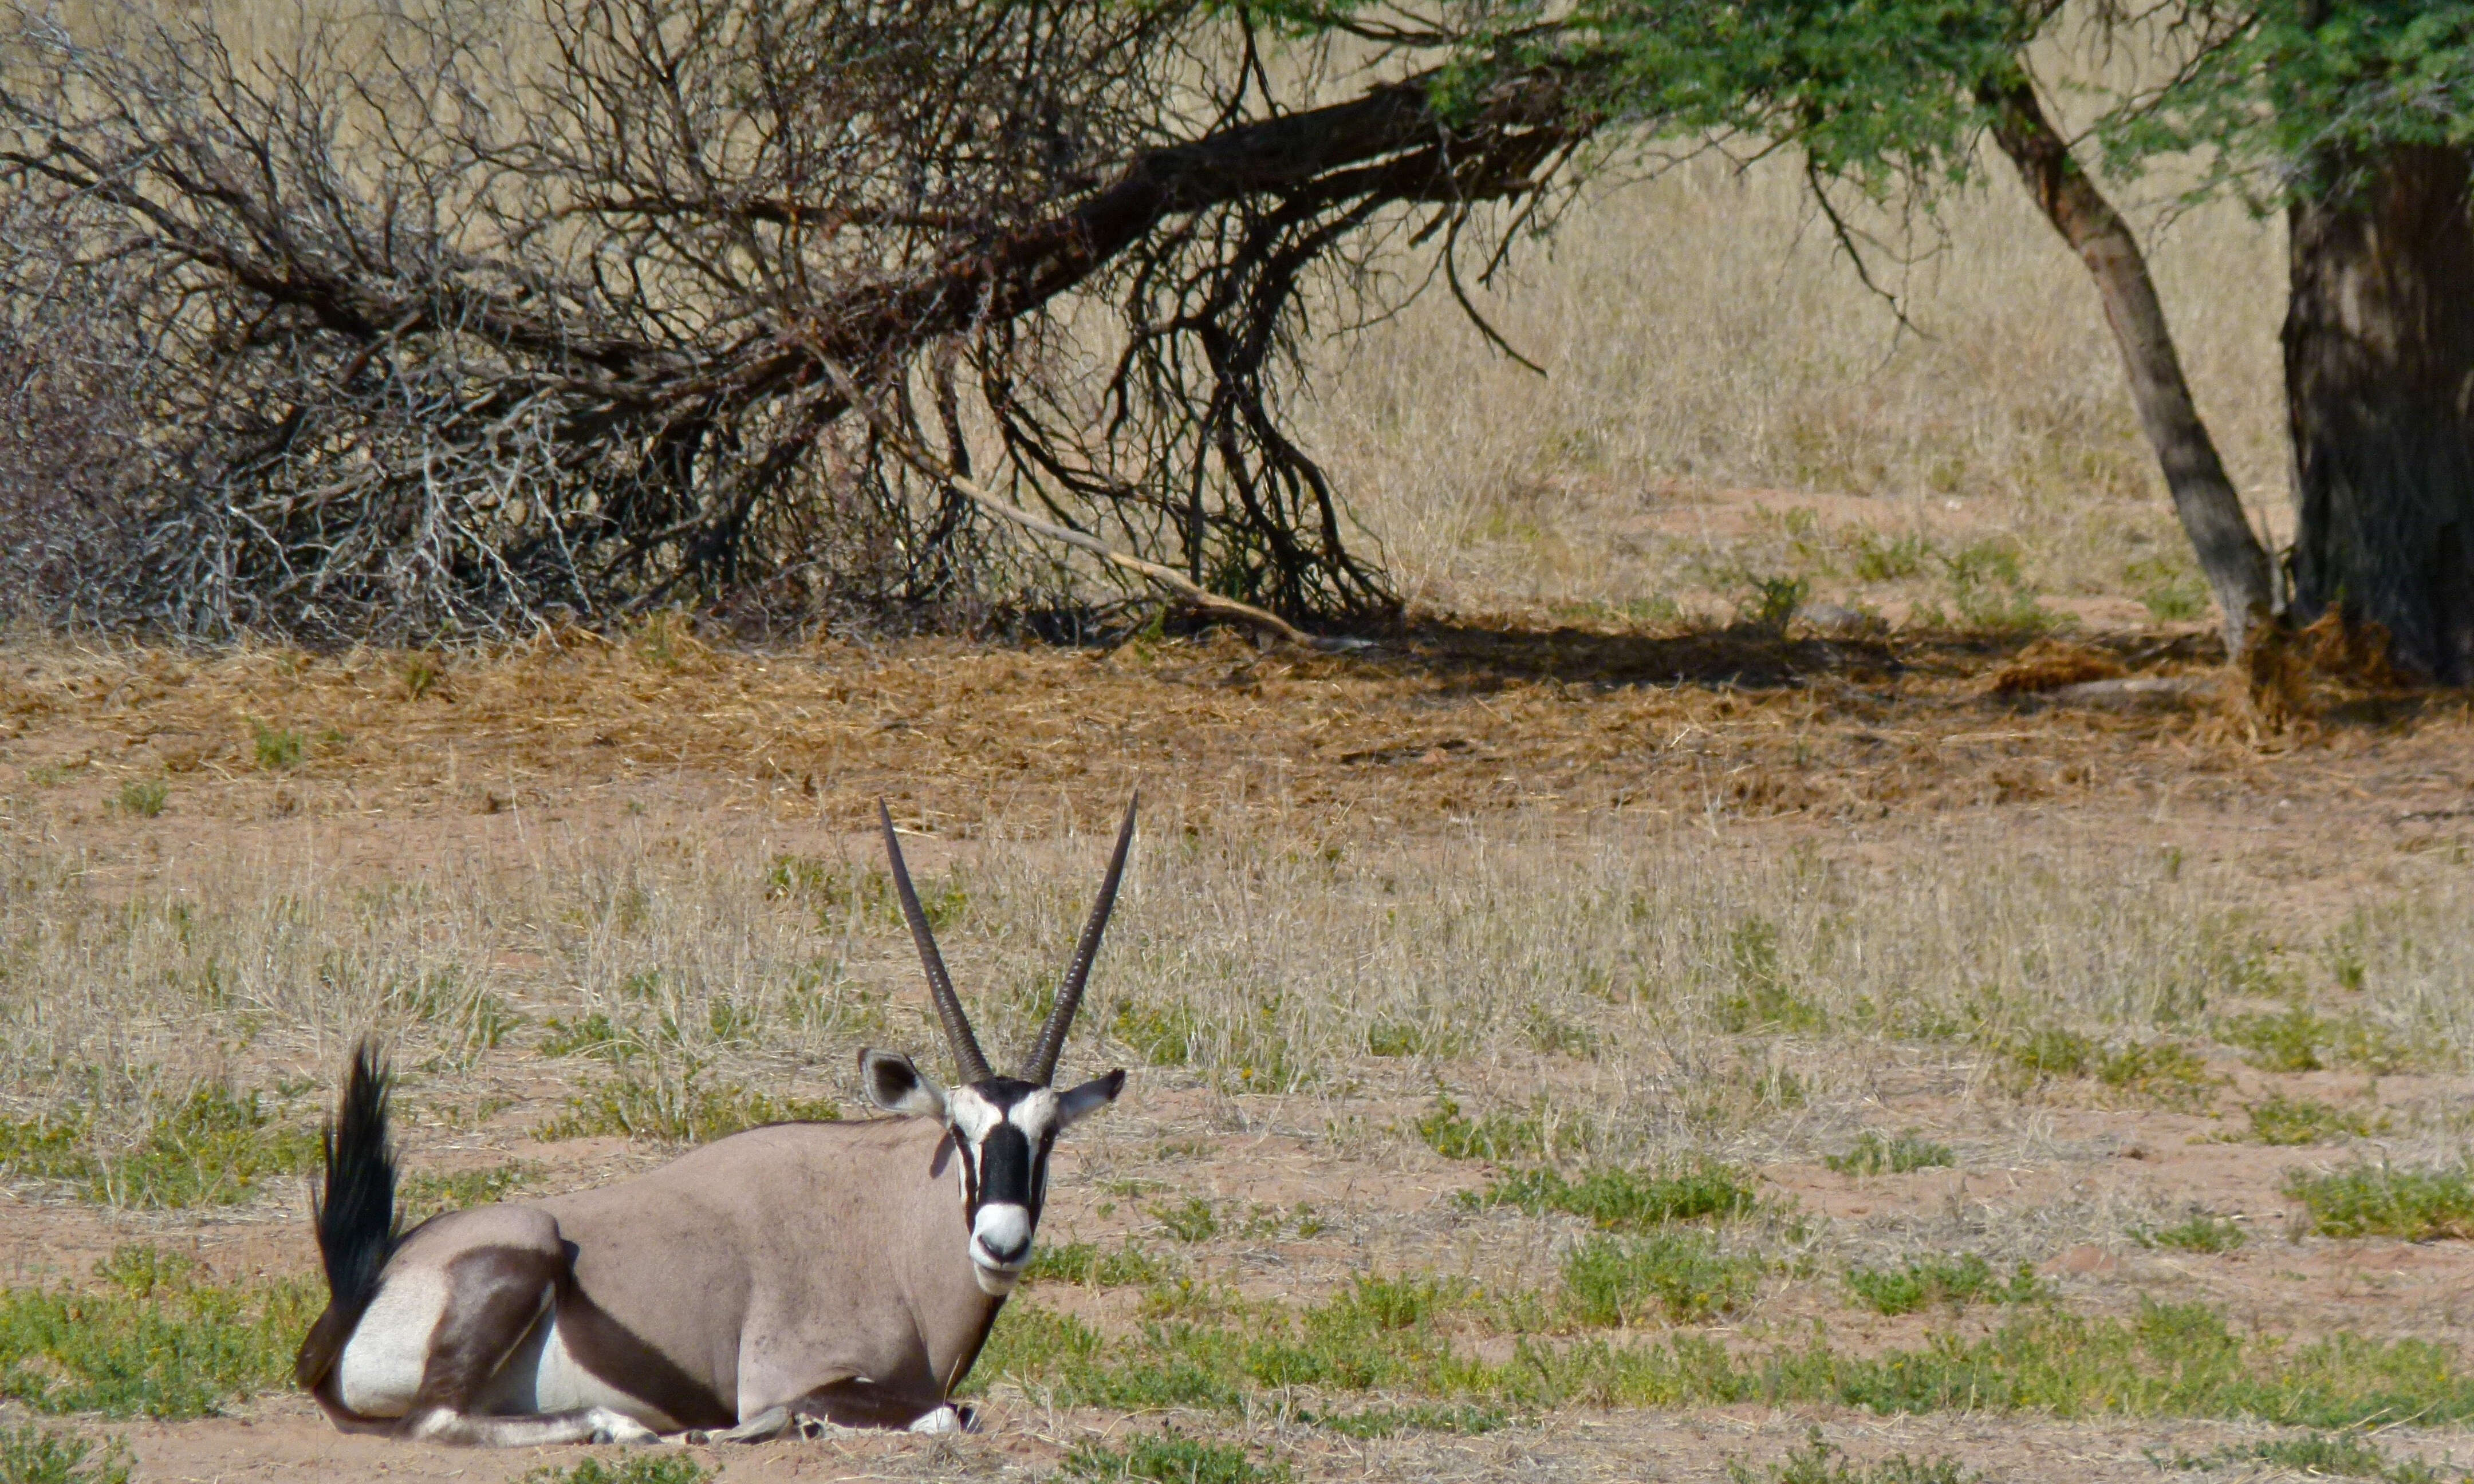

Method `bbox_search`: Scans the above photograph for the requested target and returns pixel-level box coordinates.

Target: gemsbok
[293,798,1138,1444]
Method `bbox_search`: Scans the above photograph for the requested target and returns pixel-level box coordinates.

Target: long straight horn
[878,800,991,1084]
[1023,795,1138,1085]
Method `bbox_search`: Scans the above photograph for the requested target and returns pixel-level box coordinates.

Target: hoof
[907,1403,979,1435]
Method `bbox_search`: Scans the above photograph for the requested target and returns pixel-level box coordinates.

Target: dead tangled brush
[2235,609,2417,740]
[1980,640,2127,696]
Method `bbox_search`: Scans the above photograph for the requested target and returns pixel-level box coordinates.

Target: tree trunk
[1981,78,2276,658]
[2284,144,2474,685]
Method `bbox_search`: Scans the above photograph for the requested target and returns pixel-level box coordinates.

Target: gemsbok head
[293,797,1138,1446]
[857,798,1134,1296]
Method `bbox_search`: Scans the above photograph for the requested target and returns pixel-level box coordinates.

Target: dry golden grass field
[7,154,2474,1484]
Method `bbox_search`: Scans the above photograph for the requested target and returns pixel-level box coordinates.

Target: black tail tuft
[312,1039,399,1321]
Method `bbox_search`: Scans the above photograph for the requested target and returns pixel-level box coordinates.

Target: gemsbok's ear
[860,1048,948,1119]
[1055,1068,1126,1128]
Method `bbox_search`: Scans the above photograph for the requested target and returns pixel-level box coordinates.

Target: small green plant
[401,653,446,700]
[247,721,304,771]
[1298,1403,1510,1438]
[518,1455,715,1484]
[1027,1240,1180,1288]
[2130,1214,2247,1254]
[1062,1431,1284,1484]
[2162,1430,2465,1483]
[1417,1093,1550,1162]
[0,1248,318,1416]
[0,1423,133,1484]
[2096,1040,2217,1110]
[1112,998,1199,1067]
[1843,1253,2043,1316]
[1852,531,1933,582]
[1717,917,1826,1033]
[765,858,964,932]
[538,1012,635,1062]
[1152,1196,1221,1243]
[2128,556,2208,622]
[1562,1231,1761,1325]
[1825,1131,1955,1177]
[537,1069,837,1145]
[2245,1094,2389,1146]
[1736,575,1810,638]
[2289,1162,2474,1240]
[0,1086,320,1210]
[399,1162,541,1222]
[1731,1432,1984,1484]
[2220,1005,2332,1072]
[2004,1025,2094,1080]
[1475,1161,1758,1230]
[111,780,166,819]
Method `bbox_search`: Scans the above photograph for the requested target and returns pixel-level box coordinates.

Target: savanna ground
[9,144,2474,1484]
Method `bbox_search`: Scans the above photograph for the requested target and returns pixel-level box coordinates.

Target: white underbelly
[335,1270,450,1418]
[489,1315,681,1431]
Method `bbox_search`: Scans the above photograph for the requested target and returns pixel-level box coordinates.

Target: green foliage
[1717,917,1825,1033]
[2128,556,2208,622]
[111,781,167,819]
[1416,1093,1560,1162]
[0,1087,318,1209]
[2179,1429,2469,1483]
[1062,1431,1285,1484]
[2288,1162,2474,1240]
[518,1457,715,1484]
[247,721,303,771]
[0,1424,132,1484]
[537,1069,836,1145]
[1852,532,1932,582]
[1563,1232,1761,1325]
[975,1281,2474,1427]
[2246,1094,2389,1146]
[0,1248,318,1418]
[2132,1215,2247,1254]
[1294,1403,1510,1438]
[1843,1254,2043,1316]
[1029,1240,1179,1289]
[2219,1007,2417,1075]
[538,1012,631,1061]
[399,1162,541,1222]
[1153,1197,1221,1244]
[1476,1161,1759,1230]
[1113,998,1200,1068]
[1824,1131,1954,1177]
[1730,1432,1984,1484]
[2096,1040,2218,1110]
[765,857,963,932]
[1737,575,1810,637]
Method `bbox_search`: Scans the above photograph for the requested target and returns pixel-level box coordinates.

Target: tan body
[304,1116,999,1442]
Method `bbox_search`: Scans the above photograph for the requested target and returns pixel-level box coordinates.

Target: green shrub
[1476,1162,1759,1230]
[2132,1215,2247,1254]
[0,1087,318,1209]
[398,1163,540,1223]
[1843,1254,2043,1316]
[247,721,304,771]
[1153,1197,1220,1243]
[0,1248,317,1417]
[518,1457,714,1484]
[1417,1094,1551,1162]
[1825,1132,1954,1177]
[1717,918,1826,1032]
[2096,1040,2217,1110]
[2005,1025,2094,1079]
[1027,1240,1177,1288]
[2288,1162,2474,1240]
[0,1423,132,1484]
[537,1069,836,1145]
[2246,1094,2388,1146]
[1731,1432,1984,1484]
[1563,1232,1760,1325]
[111,781,167,819]
[1062,1432,1284,1484]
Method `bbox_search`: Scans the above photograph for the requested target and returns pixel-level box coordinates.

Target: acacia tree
[0,0,1590,640]
[1274,1,2474,677]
